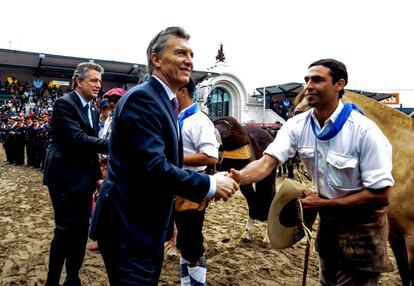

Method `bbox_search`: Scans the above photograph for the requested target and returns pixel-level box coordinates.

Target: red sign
[380,93,399,105]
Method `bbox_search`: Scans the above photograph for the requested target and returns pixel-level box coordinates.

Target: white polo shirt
[181,108,219,172]
[264,101,394,199]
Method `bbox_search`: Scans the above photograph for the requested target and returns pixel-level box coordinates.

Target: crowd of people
[0,114,50,169]
[270,97,295,121]
[0,77,68,163]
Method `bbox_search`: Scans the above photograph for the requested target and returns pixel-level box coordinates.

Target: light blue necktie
[83,104,92,127]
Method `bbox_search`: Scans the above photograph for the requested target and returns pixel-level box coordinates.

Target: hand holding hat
[300,188,326,209]
[267,179,317,249]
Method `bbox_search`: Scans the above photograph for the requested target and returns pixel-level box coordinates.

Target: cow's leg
[406,235,414,286]
[388,221,411,286]
[241,217,254,241]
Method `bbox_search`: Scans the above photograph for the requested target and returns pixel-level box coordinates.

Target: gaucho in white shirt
[230,59,394,285]
[175,77,219,286]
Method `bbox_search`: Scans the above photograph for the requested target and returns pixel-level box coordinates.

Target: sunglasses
[107,97,120,103]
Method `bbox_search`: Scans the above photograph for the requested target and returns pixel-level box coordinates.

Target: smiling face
[151,35,193,92]
[76,70,102,102]
[303,65,345,111]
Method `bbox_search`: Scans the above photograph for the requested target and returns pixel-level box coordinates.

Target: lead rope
[301,115,320,286]
[298,198,314,286]
[297,198,314,251]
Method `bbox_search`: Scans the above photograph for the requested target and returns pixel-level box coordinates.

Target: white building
[196,63,286,125]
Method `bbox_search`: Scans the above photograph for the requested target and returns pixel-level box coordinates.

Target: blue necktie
[84,104,92,127]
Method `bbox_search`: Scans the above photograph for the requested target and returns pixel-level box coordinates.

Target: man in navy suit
[43,62,108,286]
[90,27,239,285]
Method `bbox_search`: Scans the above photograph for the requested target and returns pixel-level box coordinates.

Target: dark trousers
[319,255,381,286]
[175,207,206,262]
[97,212,164,286]
[47,187,92,286]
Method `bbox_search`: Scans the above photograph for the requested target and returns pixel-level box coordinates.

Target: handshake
[210,169,242,202]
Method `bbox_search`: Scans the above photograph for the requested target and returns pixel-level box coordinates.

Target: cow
[294,90,414,286]
[213,116,276,242]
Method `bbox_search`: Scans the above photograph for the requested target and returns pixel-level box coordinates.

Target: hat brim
[267,179,317,249]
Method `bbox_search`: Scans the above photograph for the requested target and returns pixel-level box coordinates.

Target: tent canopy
[256,82,304,100]
[255,82,393,102]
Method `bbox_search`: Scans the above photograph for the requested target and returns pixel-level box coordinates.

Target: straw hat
[267,179,317,249]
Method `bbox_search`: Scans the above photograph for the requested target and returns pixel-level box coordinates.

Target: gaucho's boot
[180,255,207,286]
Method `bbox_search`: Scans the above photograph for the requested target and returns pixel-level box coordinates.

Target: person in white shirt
[175,77,219,286]
[98,99,110,139]
[230,59,394,286]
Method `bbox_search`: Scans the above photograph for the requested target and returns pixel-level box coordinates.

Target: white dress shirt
[264,101,394,199]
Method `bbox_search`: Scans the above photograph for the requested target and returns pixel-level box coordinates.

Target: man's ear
[176,87,185,98]
[335,79,346,92]
[151,53,161,69]
[75,75,86,88]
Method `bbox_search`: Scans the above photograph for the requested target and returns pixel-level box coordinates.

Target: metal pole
[263,87,266,124]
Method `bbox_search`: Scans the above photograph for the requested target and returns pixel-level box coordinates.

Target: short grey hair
[146,27,190,75]
[72,62,104,89]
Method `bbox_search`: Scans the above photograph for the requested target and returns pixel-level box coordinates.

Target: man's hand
[300,189,325,209]
[213,172,239,201]
[164,223,177,250]
[96,179,104,189]
[228,168,241,184]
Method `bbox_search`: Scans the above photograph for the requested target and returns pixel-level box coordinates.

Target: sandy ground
[0,148,402,285]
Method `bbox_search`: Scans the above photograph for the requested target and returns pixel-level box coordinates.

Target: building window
[206,87,230,120]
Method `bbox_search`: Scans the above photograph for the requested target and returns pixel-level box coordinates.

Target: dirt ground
[0,148,402,285]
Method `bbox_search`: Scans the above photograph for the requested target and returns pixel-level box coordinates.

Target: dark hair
[146,27,190,75]
[179,77,195,99]
[309,58,347,97]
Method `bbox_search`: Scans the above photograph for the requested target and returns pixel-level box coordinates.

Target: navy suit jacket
[43,91,108,191]
[91,77,210,256]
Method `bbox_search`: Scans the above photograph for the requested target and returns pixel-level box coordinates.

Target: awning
[253,82,393,102]
[0,48,216,85]
[347,89,392,101]
[256,82,304,100]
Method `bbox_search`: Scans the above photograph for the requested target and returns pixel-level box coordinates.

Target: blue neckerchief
[310,103,364,141]
[178,103,198,129]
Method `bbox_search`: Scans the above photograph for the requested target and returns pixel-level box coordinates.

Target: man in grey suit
[43,62,108,286]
